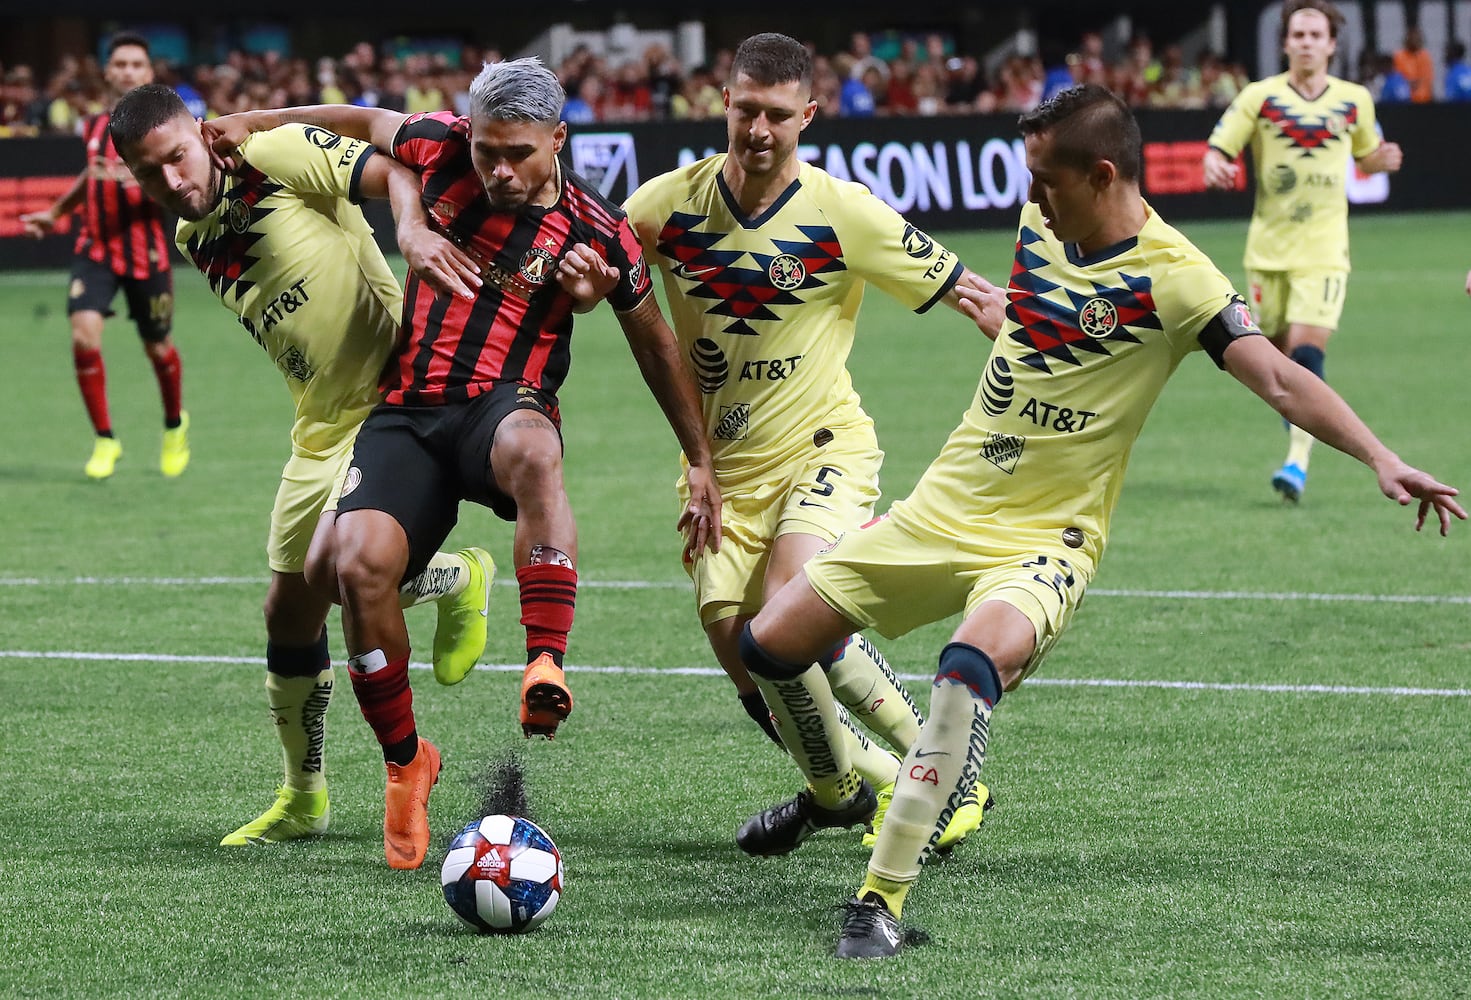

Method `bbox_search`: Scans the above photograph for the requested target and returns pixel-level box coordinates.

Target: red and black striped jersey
[387,111,652,406]
[76,113,171,281]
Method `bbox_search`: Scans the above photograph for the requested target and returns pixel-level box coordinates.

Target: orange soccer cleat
[520,653,573,739]
[383,738,441,869]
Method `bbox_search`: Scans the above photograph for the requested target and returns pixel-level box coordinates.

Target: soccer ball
[440,814,564,934]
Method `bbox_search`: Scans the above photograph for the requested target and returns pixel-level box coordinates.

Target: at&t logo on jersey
[980,356,1014,416]
[690,338,729,393]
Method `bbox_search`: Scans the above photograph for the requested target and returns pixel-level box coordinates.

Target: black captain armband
[1196,296,1264,369]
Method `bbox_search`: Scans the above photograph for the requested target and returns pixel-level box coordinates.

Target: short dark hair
[1282,0,1344,39]
[729,32,812,89]
[109,83,189,153]
[1018,84,1142,182]
[107,32,152,60]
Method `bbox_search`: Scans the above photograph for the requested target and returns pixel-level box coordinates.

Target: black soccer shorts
[67,255,174,342]
[335,382,562,580]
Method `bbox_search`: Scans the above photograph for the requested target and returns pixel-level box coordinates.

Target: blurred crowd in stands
[4,25,1471,138]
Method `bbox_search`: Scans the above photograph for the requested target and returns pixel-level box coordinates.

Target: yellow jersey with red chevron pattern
[625,155,962,484]
[1208,73,1381,272]
[176,124,402,457]
[892,201,1260,563]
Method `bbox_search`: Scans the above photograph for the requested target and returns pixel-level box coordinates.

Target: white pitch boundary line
[2,574,1468,606]
[2,649,1467,699]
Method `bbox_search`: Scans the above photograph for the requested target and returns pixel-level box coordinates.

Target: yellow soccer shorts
[266,430,360,575]
[1247,268,1349,337]
[682,431,882,628]
[803,509,1093,680]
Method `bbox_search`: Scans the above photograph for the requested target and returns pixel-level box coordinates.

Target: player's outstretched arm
[203,106,410,162]
[1223,334,1465,534]
[356,153,481,301]
[19,170,87,237]
[613,294,723,557]
[947,268,1007,340]
[1201,148,1239,190]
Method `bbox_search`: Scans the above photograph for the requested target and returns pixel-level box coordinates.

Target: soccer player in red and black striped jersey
[22,32,189,480]
[205,58,720,864]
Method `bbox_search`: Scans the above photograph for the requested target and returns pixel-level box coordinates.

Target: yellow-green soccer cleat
[933,780,994,855]
[861,780,895,849]
[432,547,494,685]
[220,786,330,846]
[862,779,994,854]
[160,411,190,478]
[84,436,122,480]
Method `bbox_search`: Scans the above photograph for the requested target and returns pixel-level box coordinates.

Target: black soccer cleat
[736,782,877,856]
[836,893,903,959]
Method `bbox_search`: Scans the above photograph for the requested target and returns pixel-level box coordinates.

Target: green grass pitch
[1,211,1468,998]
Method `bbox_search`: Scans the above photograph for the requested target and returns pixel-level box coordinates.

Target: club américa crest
[1079,297,1118,339]
[768,254,805,290]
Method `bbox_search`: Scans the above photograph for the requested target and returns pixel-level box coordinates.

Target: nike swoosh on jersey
[673,262,720,280]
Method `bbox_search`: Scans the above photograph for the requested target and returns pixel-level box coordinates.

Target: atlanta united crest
[519,246,557,286]
[1079,297,1118,339]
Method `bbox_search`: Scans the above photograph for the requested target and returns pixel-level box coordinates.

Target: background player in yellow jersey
[110,84,496,850]
[1203,0,1402,502]
[733,84,1462,958]
[625,33,1005,854]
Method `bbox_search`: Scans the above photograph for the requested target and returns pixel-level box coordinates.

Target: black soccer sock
[1289,344,1325,380]
[738,691,783,746]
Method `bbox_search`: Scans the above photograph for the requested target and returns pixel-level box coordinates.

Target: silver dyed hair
[467,57,565,123]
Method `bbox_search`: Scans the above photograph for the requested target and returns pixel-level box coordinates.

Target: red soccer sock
[346,649,417,754]
[73,347,111,436]
[516,563,577,666]
[149,345,183,427]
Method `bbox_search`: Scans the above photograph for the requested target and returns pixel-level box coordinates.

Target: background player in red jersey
[21,32,189,480]
[205,58,720,869]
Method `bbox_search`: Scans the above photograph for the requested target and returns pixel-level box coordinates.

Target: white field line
[1,649,1467,698]
[1,574,1468,606]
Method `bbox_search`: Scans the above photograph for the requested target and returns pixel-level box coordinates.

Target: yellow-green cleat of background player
[432,547,494,685]
[84,436,122,480]
[160,411,190,478]
[220,786,329,845]
[862,779,993,853]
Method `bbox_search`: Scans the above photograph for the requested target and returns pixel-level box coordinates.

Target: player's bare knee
[70,324,102,352]
[497,442,564,499]
[333,518,408,604]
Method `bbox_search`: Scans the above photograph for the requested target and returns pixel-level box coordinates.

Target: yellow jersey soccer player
[626,32,1004,855]
[736,84,1460,958]
[1204,0,1402,501]
[111,84,493,848]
